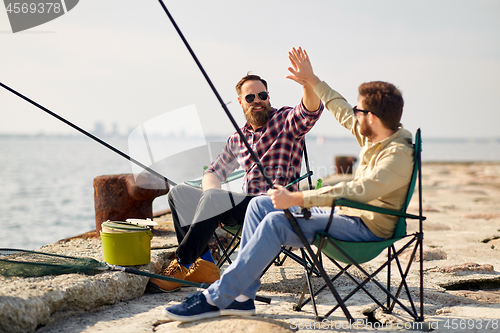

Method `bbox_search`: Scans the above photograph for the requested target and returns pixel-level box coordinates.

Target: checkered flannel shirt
[207,102,323,194]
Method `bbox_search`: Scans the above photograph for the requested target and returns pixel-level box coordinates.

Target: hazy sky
[1,0,499,139]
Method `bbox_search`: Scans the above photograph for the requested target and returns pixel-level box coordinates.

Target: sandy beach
[1,161,500,332]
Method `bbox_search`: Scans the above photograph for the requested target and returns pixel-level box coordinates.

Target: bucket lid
[126,218,158,227]
[102,221,151,232]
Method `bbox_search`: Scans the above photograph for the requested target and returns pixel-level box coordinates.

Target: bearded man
[149,71,323,292]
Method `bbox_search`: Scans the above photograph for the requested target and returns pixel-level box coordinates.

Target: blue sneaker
[163,292,220,322]
[221,299,255,316]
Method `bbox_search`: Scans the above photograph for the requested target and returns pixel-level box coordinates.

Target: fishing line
[156,1,353,320]
[0,81,176,187]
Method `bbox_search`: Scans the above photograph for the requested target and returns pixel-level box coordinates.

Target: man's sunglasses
[244,91,269,103]
[353,105,377,117]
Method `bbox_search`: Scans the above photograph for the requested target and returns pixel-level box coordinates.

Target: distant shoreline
[422,161,500,164]
[1,133,500,143]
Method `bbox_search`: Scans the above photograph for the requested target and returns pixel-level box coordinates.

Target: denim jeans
[207,195,384,309]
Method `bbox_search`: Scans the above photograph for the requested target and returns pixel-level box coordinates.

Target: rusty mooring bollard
[93,173,169,232]
[334,156,357,174]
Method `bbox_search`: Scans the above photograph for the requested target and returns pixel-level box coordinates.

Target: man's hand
[286,47,321,112]
[268,185,304,209]
[202,172,222,191]
[286,47,321,88]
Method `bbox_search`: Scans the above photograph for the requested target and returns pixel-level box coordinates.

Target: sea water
[1,135,499,250]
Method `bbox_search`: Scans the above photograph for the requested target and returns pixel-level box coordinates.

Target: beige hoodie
[301,81,414,239]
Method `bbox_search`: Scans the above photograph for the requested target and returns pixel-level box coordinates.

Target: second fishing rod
[0,81,176,187]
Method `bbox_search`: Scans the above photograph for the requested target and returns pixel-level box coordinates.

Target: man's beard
[244,102,272,128]
[359,119,374,139]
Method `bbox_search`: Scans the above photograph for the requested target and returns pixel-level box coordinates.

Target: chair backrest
[302,139,314,190]
[392,128,421,238]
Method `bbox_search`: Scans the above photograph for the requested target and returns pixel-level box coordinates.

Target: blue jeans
[207,195,384,309]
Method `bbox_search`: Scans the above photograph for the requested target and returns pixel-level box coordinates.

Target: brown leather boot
[149,259,189,292]
[185,258,221,284]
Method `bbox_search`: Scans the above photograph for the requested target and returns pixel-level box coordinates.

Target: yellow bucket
[100,221,153,266]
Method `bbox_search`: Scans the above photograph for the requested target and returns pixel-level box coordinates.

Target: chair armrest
[185,169,246,188]
[185,179,202,187]
[224,169,246,183]
[334,197,425,220]
[186,169,312,189]
[285,171,313,189]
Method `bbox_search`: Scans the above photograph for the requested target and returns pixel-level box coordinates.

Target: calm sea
[1,134,499,250]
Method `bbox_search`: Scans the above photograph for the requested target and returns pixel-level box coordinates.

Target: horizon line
[1,132,499,143]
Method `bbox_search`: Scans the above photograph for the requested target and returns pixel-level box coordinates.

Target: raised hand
[286,47,321,87]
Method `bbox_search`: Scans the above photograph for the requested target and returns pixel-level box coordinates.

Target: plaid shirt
[207,102,323,194]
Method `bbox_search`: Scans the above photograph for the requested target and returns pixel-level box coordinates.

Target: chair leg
[215,227,242,267]
[419,233,424,321]
[218,238,241,267]
[296,268,346,311]
[321,237,420,321]
[387,246,391,309]
[329,259,388,311]
[389,243,419,316]
[261,246,321,278]
[282,211,355,323]
[310,254,354,322]
[294,237,355,322]
[214,232,232,267]
[279,246,321,276]
[273,247,290,266]
[295,246,322,310]
[260,248,307,278]
[294,282,309,311]
[294,249,320,318]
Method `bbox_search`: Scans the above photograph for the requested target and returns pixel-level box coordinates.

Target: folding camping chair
[293,128,425,323]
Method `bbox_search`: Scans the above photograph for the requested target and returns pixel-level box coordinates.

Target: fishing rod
[0,81,177,187]
[156,0,270,185]
[156,0,353,321]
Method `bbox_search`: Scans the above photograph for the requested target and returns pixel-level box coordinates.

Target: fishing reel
[301,207,312,220]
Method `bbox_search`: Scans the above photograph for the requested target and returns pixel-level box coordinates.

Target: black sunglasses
[353,105,376,117]
[244,91,269,103]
